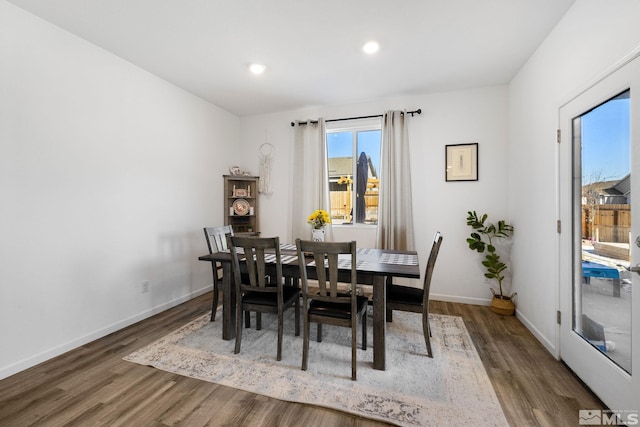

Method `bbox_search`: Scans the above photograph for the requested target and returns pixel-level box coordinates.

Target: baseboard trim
[430,293,492,306]
[0,285,211,380]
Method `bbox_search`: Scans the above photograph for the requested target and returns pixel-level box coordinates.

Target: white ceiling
[7,0,575,117]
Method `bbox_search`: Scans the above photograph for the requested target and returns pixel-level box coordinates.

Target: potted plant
[466,211,516,315]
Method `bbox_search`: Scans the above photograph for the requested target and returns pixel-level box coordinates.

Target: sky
[581,93,630,183]
[326,130,381,176]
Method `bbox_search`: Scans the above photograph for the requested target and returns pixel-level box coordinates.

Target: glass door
[576,90,631,373]
[559,55,639,416]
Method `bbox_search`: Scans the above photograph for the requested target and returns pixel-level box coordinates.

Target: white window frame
[325,117,382,228]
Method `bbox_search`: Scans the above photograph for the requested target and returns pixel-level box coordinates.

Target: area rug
[124,308,508,427]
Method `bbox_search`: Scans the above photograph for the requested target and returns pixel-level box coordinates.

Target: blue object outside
[581,261,620,279]
[581,260,621,298]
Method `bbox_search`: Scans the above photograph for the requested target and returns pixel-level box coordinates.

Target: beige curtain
[291,118,332,241]
[376,111,415,250]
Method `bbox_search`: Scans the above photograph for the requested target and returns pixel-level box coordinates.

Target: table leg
[372,275,386,370]
[222,263,236,340]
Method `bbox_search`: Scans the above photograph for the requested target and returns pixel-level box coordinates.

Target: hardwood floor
[0,293,604,426]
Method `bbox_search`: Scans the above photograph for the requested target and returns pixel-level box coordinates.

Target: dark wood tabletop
[198,245,420,279]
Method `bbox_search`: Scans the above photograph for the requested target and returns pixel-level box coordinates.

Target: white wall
[0,1,239,379]
[240,86,510,303]
[508,0,640,355]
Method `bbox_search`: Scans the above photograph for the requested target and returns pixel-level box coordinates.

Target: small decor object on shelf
[233,199,250,216]
[307,209,330,241]
[234,188,248,197]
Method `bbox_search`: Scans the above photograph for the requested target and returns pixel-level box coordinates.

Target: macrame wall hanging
[258,140,274,195]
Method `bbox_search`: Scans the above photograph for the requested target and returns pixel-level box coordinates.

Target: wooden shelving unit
[223,175,259,235]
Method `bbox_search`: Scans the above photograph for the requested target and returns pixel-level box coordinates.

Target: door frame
[557,48,640,412]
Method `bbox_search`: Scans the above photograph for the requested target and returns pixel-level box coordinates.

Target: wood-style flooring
[0,293,605,426]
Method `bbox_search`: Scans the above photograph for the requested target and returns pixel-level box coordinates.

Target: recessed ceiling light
[362,41,379,55]
[248,63,266,75]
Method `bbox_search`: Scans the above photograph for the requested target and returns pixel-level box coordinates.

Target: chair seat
[387,284,424,306]
[243,286,300,306]
[309,295,368,319]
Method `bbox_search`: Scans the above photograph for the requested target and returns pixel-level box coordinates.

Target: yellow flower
[307,209,331,229]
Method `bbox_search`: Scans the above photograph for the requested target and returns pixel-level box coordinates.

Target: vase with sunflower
[307,209,331,241]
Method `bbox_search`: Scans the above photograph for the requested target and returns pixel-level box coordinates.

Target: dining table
[198,243,420,371]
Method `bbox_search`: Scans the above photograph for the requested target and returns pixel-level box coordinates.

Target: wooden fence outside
[583,204,630,243]
[330,190,379,223]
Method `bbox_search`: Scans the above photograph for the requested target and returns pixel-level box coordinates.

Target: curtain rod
[290,108,421,127]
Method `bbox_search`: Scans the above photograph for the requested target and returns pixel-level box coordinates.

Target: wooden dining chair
[386,231,443,357]
[295,239,368,381]
[229,235,300,361]
[203,225,234,321]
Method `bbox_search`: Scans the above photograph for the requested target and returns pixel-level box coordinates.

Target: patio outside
[581,240,631,373]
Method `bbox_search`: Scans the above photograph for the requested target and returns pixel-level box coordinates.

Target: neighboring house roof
[612,173,630,196]
[601,187,623,196]
[583,179,618,193]
[328,157,352,177]
[328,156,378,179]
[583,175,630,204]
[368,157,378,178]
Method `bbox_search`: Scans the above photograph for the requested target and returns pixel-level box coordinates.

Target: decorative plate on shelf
[232,198,250,216]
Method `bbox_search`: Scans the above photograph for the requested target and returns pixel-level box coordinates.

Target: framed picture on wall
[445,143,478,181]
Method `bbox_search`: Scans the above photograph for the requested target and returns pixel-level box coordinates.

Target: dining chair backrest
[203,225,234,322]
[296,239,357,305]
[230,235,283,292]
[203,225,234,253]
[422,231,443,307]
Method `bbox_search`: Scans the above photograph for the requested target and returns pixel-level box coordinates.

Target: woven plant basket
[490,290,516,316]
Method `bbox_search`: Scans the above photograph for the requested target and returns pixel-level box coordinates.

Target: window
[325,119,381,225]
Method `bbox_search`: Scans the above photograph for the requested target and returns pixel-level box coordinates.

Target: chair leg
[294,299,300,336]
[257,312,262,330]
[234,307,243,355]
[277,310,283,361]
[386,308,393,322]
[210,280,219,322]
[245,311,251,328]
[351,322,357,381]
[422,312,433,358]
[302,315,309,371]
[361,311,367,350]
[317,323,322,342]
